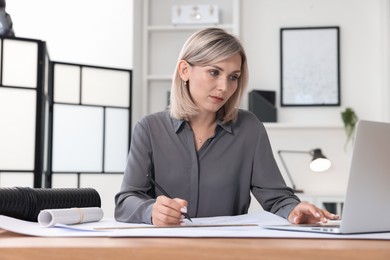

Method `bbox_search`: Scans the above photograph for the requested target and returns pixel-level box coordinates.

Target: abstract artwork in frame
[280,27,340,106]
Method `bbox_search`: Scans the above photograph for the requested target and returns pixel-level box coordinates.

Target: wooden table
[1,229,390,260]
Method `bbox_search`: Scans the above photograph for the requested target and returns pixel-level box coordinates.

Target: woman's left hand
[288,201,340,224]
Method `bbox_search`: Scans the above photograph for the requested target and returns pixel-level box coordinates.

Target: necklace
[196,134,209,144]
[193,123,216,144]
[195,132,209,144]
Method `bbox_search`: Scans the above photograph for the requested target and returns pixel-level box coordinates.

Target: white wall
[241,0,389,124]
[7,0,133,69]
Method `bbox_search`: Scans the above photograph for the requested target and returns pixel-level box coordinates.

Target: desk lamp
[277,148,331,193]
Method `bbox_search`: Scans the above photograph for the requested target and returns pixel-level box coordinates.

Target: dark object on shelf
[323,202,344,216]
[167,91,171,108]
[0,0,15,37]
[248,90,277,122]
[0,187,101,222]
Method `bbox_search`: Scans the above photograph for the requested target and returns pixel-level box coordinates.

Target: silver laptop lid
[340,120,390,234]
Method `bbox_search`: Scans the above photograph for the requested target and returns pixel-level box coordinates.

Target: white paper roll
[38,207,104,227]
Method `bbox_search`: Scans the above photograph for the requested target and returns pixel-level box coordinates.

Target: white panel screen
[81,67,130,107]
[2,39,38,88]
[104,108,129,172]
[52,104,103,172]
[0,88,36,170]
[80,174,123,218]
[54,64,81,103]
[51,174,78,188]
[0,172,34,187]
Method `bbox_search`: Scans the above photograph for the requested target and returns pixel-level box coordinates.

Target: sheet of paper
[1,211,390,240]
[0,215,111,237]
[184,210,288,226]
[93,210,286,230]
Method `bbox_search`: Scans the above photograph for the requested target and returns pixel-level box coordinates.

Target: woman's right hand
[151,195,188,226]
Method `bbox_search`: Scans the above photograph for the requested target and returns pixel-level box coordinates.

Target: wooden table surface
[1,229,390,260]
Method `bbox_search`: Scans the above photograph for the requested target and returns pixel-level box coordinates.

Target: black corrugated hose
[0,187,101,222]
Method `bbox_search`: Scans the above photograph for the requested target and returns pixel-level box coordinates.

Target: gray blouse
[114,109,300,224]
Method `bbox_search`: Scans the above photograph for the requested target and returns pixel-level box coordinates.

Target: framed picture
[280,27,340,106]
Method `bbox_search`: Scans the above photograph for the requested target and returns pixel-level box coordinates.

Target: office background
[2,0,389,216]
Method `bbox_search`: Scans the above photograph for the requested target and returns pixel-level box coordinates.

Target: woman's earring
[184,80,188,86]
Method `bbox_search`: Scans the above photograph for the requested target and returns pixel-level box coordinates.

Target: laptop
[265,120,390,234]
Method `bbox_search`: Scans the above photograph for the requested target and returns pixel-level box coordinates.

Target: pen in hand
[146,174,192,222]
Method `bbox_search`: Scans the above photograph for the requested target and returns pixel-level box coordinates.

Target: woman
[115,28,338,226]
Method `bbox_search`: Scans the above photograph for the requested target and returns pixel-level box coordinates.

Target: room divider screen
[0,38,132,214]
[0,36,47,188]
[0,38,132,216]
[46,62,132,188]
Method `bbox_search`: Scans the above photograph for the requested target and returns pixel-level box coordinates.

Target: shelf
[264,123,344,130]
[147,24,236,32]
[147,75,172,81]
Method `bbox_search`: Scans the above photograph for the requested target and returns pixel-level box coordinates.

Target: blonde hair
[169,28,248,123]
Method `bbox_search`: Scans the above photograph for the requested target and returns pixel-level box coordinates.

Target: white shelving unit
[140,0,240,115]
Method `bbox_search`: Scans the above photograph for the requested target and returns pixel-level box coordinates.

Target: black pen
[146,174,192,222]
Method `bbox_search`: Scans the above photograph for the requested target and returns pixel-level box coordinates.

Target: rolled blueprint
[38,207,104,227]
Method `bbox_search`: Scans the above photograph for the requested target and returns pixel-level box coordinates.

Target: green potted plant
[341,107,358,150]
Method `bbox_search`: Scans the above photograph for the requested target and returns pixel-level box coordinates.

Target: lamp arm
[277,151,297,191]
[277,150,309,192]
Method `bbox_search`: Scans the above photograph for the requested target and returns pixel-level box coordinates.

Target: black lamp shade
[310,149,331,172]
